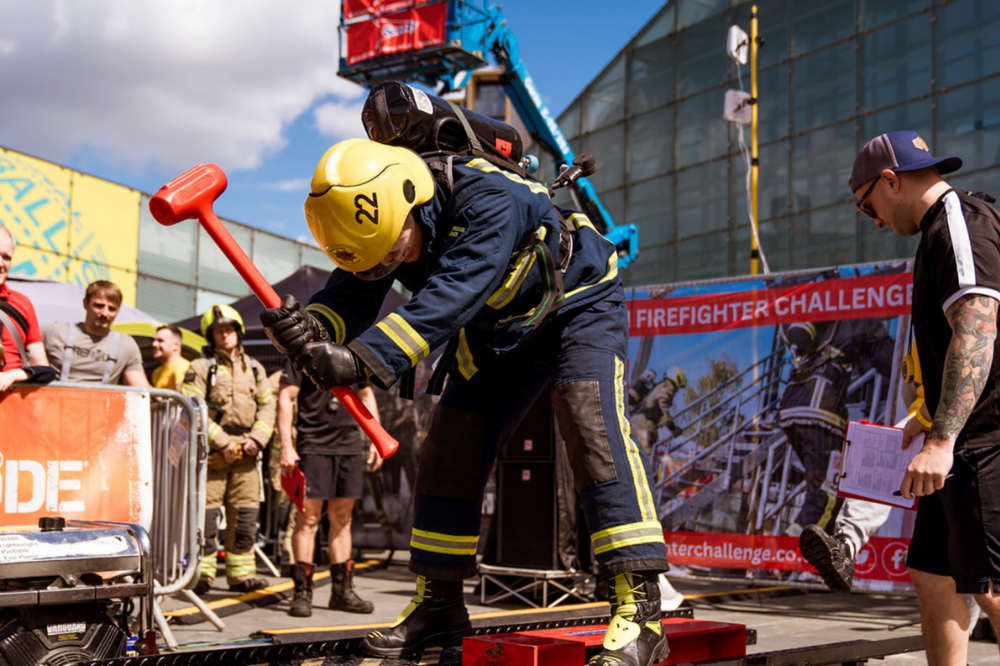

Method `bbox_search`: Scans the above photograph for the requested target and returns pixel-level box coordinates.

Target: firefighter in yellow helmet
[184,304,276,594]
[262,135,669,665]
[631,366,687,457]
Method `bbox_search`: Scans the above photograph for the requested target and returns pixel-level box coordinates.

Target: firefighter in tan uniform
[184,304,276,593]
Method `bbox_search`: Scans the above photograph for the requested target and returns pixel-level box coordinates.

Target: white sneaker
[658,574,684,611]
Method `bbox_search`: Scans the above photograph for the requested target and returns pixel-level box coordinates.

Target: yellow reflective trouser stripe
[591,521,665,555]
[410,528,479,556]
[487,249,537,309]
[567,212,596,231]
[308,303,347,344]
[377,313,429,366]
[615,357,658,524]
[466,158,549,196]
[456,329,478,380]
[226,551,257,577]
[200,552,217,578]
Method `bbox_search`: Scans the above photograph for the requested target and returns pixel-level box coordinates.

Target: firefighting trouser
[409,288,669,581]
[202,454,262,585]
[782,422,844,532]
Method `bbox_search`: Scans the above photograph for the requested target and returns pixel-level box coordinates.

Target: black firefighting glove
[294,341,365,391]
[260,294,328,358]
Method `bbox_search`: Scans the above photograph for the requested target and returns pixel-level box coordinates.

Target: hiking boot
[589,572,670,666]
[193,577,212,596]
[229,577,268,594]
[799,524,854,592]
[361,576,471,658]
[288,563,314,618]
[329,561,374,614]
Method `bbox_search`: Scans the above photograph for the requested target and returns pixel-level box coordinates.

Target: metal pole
[750,5,760,275]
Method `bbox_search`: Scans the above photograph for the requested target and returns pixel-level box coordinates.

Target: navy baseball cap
[849,130,962,192]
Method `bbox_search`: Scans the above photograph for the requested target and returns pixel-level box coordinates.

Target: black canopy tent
[174,265,408,373]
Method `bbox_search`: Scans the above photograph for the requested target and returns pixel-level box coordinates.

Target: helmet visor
[354,257,403,281]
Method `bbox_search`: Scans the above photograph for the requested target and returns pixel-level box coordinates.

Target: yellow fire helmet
[304,138,435,273]
[201,303,245,339]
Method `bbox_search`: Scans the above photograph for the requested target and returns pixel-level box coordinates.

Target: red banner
[629,273,913,337]
[343,0,434,20]
[665,531,809,571]
[0,387,152,529]
[665,531,912,583]
[345,2,448,66]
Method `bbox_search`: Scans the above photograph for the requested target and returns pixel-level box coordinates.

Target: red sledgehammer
[149,163,398,459]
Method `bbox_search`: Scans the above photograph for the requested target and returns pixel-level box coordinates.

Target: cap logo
[912,136,930,153]
[330,246,362,265]
[354,193,379,226]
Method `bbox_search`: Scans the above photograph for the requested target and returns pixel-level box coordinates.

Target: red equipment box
[462,633,585,666]
[463,618,746,666]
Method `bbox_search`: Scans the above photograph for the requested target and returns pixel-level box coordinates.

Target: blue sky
[0,1,667,248]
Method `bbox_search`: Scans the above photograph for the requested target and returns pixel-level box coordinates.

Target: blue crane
[337,0,639,267]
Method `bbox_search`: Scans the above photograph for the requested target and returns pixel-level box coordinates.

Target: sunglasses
[854,177,881,219]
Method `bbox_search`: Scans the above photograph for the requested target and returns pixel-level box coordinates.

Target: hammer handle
[198,208,399,459]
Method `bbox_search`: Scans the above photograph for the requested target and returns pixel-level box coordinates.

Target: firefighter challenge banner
[626,262,917,591]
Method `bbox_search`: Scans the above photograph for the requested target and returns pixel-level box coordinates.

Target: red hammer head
[149,163,227,226]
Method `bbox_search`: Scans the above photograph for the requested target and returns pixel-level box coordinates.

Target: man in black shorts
[277,358,382,617]
[850,130,1000,664]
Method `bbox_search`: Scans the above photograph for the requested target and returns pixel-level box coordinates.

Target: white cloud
[313,100,367,141]
[0,1,364,174]
[263,178,311,192]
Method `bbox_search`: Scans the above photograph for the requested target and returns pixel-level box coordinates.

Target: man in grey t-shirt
[43,281,148,386]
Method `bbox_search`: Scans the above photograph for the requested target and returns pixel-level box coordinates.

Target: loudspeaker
[501,388,553,460]
[496,460,558,569]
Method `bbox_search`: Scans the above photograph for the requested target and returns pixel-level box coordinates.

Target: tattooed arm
[900,294,999,498]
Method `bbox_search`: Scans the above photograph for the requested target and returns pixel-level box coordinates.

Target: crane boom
[337,0,638,266]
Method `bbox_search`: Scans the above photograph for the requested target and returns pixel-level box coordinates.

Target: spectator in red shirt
[0,224,52,391]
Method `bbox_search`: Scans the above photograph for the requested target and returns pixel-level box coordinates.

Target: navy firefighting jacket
[305,156,621,389]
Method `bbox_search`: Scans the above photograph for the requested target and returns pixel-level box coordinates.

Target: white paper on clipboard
[837,421,924,510]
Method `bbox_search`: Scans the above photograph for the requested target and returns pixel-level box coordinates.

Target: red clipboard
[281,465,307,514]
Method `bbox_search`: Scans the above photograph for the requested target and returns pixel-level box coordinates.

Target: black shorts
[299,453,365,501]
[906,445,1000,593]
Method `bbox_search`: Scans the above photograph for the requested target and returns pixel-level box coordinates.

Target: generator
[0,517,156,665]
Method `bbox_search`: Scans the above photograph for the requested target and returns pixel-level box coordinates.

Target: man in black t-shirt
[849,130,1000,664]
[277,359,382,618]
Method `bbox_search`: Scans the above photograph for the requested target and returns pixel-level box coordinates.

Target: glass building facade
[136,194,331,323]
[548,0,1000,286]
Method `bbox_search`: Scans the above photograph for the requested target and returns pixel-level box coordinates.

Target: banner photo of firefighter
[627,261,918,592]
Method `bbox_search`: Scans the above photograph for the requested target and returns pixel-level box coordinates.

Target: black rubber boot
[361,576,471,658]
[288,563,314,618]
[799,524,855,592]
[588,572,670,666]
[228,577,268,593]
[329,560,374,614]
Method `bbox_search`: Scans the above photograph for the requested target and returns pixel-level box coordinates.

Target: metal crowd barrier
[145,386,223,649]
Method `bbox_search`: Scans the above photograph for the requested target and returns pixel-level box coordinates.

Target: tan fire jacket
[183,347,276,451]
